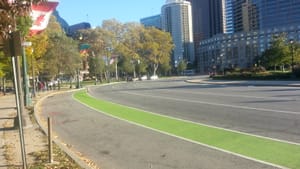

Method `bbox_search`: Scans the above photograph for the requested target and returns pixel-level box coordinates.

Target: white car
[140,75,147,81]
[150,75,158,80]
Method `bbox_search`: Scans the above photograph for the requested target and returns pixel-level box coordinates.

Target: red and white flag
[30,0,59,35]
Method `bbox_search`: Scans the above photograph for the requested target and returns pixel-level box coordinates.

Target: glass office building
[198,0,300,73]
[161,0,195,68]
[140,15,162,30]
[226,0,300,32]
[253,0,300,30]
[199,26,300,73]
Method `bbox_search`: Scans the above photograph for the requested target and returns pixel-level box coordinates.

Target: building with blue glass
[198,0,300,73]
[140,15,162,29]
[161,0,195,68]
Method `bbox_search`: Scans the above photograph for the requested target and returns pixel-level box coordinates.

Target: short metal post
[48,117,53,163]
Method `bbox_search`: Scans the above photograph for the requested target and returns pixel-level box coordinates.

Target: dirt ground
[0,80,99,169]
[0,92,86,169]
[3,113,47,168]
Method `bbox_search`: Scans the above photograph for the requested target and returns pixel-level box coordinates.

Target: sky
[56,0,166,27]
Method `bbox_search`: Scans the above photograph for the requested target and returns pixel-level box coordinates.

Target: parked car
[140,75,148,81]
[150,75,158,80]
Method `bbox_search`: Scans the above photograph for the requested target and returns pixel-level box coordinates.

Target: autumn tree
[117,23,143,77]
[0,0,44,38]
[78,19,174,79]
[40,16,81,81]
[140,27,174,76]
[25,31,48,79]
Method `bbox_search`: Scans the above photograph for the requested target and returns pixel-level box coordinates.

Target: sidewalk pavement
[0,93,17,168]
[186,79,300,87]
[0,92,48,168]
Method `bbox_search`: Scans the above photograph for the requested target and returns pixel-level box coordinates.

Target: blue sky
[56,0,166,27]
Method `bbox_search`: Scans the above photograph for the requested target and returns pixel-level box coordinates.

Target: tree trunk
[153,63,158,76]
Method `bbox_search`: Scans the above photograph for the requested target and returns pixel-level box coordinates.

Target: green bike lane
[74,90,300,169]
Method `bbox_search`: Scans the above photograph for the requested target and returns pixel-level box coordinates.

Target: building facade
[140,15,162,29]
[198,25,300,73]
[252,0,300,30]
[198,0,300,73]
[225,0,300,33]
[186,0,224,71]
[161,0,195,68]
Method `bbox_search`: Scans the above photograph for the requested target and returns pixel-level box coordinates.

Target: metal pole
[22,45,31,106]
[12,56,27,169]
[292,45,294,74]
[31,54,36,97]
[48,117,53,163]
[115,57,118,80]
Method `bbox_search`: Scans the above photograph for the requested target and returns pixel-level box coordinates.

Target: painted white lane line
[160,89,296,101]
[121,91,300,115]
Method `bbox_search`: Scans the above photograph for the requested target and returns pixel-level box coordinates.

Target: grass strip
[74,90,300,169]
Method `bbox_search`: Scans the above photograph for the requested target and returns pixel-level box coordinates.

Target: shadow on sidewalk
[0,164,22,168]
[0,107,16,110]
[0,126,15,132]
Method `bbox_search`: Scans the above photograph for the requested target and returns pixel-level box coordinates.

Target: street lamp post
[76,68,80,89]
[31,49,36,97]
[290,39,295,76]
[22,41,32,106]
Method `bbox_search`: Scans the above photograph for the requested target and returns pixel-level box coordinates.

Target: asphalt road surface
[41,77,300,169]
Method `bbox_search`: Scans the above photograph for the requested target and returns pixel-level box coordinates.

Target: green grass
[74,90,300,169]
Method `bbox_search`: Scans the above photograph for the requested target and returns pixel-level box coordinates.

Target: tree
[40,16,81,81]
[0,51,12,93]
[78,20,174,78]
[140,27,174,76]
[177,60,187,75]
[25,31,49,78]
[117,23,143,77]
[261,34,290,70]
[0,0,44,38]
[88,54,105,82]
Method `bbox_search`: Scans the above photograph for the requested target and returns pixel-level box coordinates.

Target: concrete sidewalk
[0,92,48,168]
[186,79,300,87]
[0,94,17,169]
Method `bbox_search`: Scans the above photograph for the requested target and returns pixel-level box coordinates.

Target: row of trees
[79,19,174,81]
[1,15,175,87]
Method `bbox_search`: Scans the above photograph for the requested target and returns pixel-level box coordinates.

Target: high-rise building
[140,15,162,29]
[161,0,195,68]
[252,0,300,30]
[224,0,234,33]
[198,0,300,73]
[186,0,224,42]
[185,0,225,72]
[225,0,300,33]
[241,1,259,32]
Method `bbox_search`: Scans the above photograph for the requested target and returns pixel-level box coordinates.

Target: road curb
[33,89,96,169]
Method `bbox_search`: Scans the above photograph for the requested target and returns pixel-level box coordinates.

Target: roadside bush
[250,66,266,73]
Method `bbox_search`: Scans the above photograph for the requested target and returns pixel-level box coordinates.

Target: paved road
[89,78,300,143]
[40,78,300,169]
